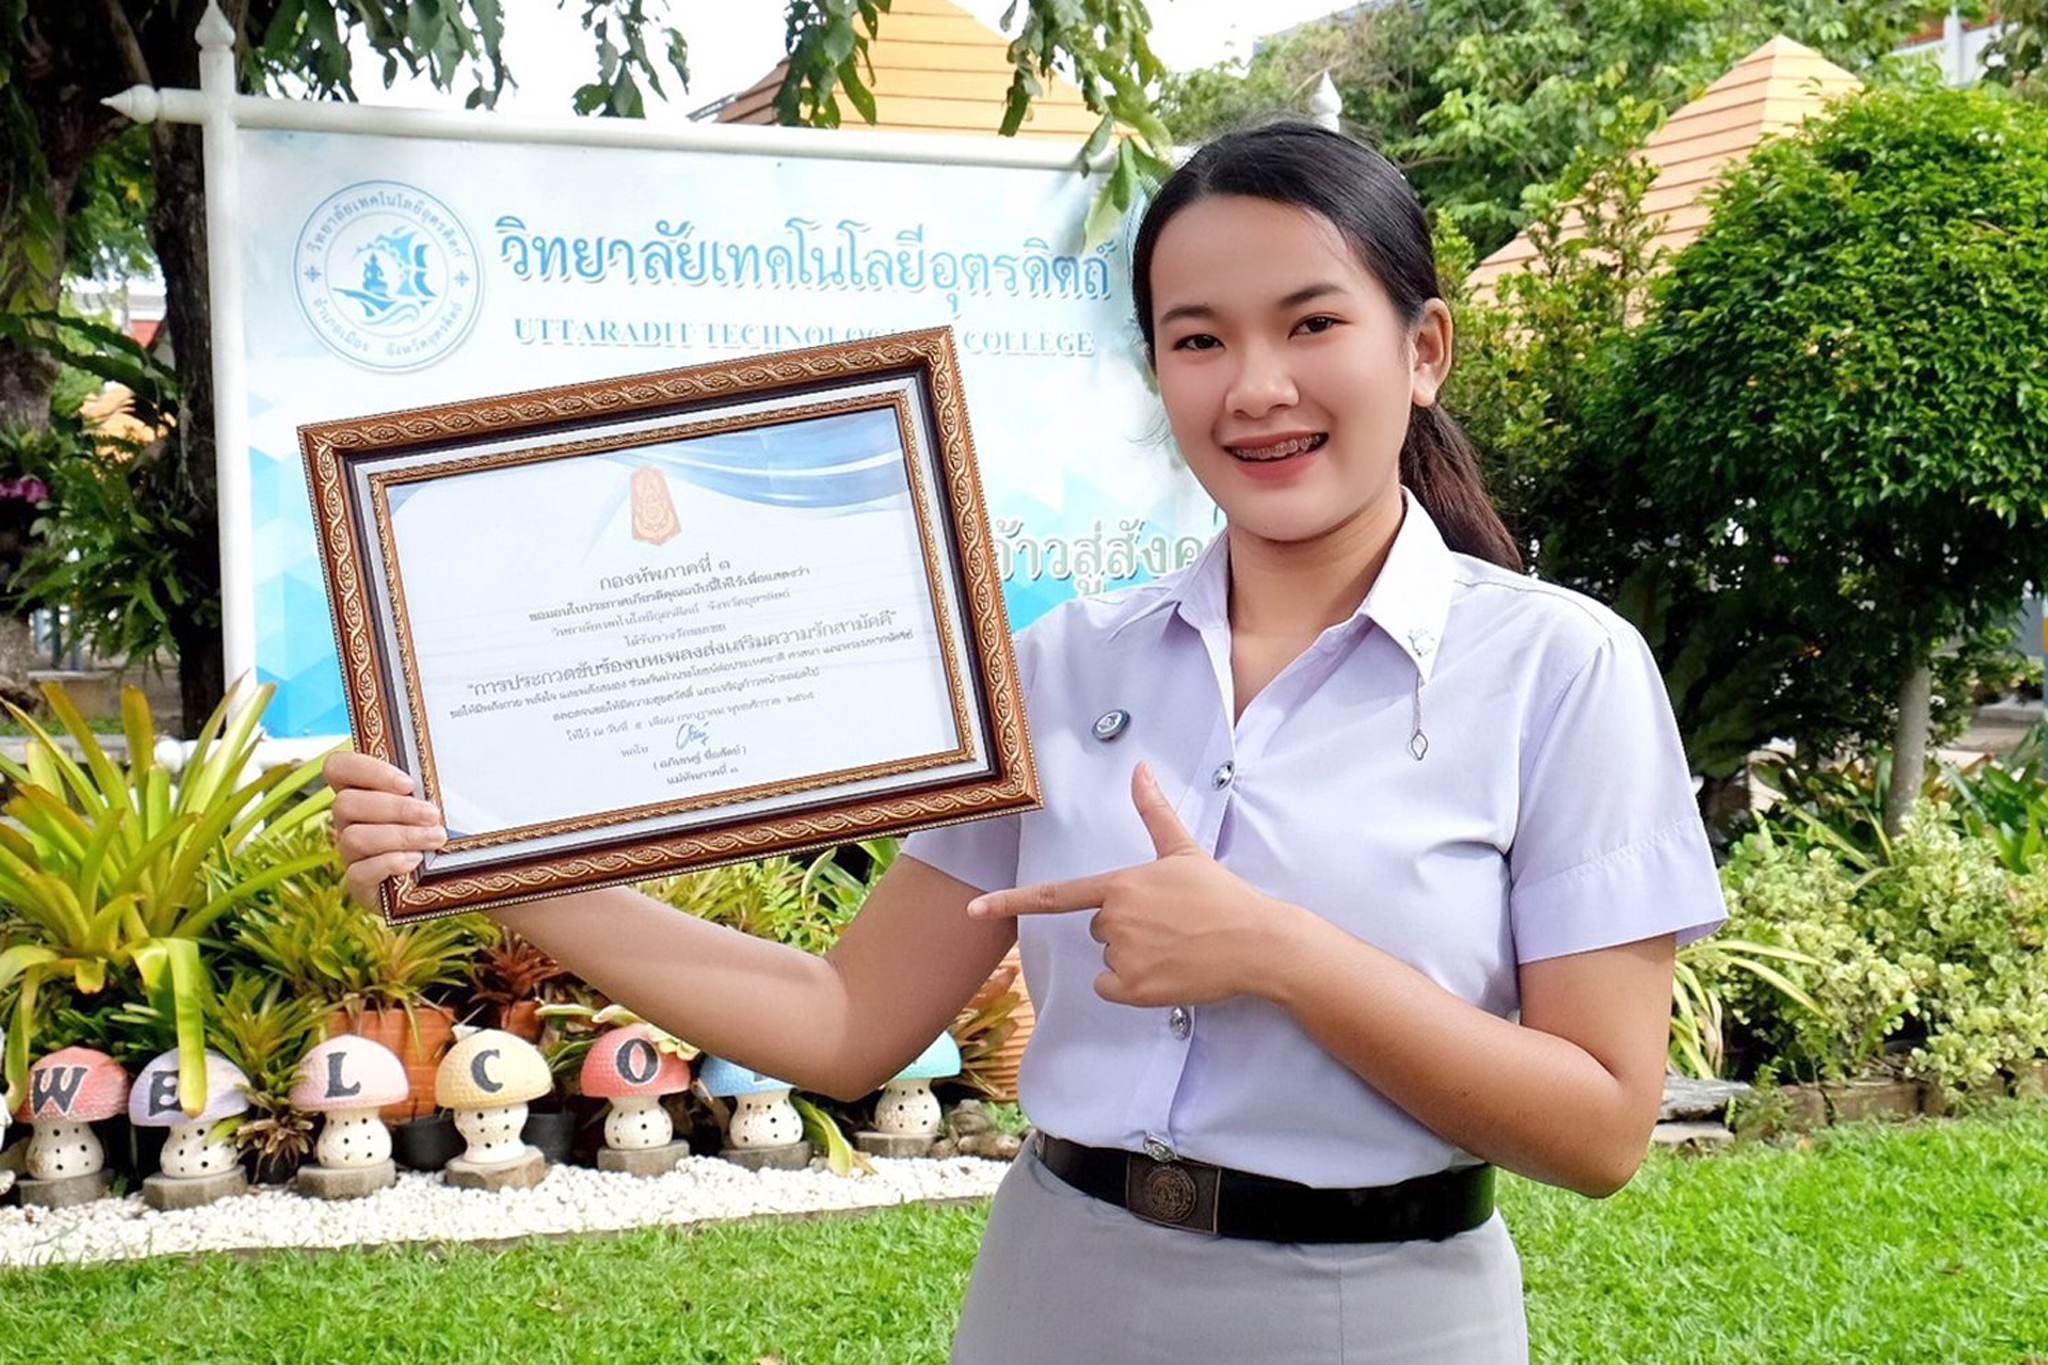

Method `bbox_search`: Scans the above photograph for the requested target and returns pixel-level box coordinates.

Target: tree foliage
[1160,0,1941,256]
[1630,84,2048,667]
[1600,84,2048,787]
[1445,87,2045,816]
[1985,0,2048,100]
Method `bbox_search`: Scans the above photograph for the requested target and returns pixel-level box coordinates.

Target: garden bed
[0,1153,1011,1269]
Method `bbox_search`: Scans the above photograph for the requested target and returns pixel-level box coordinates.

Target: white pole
[1310,73,1342,132]
[104,85,1112,174]
[194,1,259,721]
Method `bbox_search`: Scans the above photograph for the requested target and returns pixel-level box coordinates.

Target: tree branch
[96,0,154,89]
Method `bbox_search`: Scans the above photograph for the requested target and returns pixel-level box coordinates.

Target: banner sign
[237,127,1215,737]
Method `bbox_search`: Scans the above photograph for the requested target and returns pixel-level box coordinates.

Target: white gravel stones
[0,1153,1012,1268]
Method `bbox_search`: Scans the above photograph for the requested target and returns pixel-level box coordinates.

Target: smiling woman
[917,121,1726,1365]
[323,121,1726,1365]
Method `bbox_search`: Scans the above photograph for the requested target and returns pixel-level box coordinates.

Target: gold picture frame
[301,327,1038,923]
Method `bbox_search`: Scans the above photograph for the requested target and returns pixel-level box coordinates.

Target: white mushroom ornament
[434,1028,553,1185]
[14,1047,129,1187]
[291,1034,408,1197]
[580,1024,693,1172]
[857,1033,961,1157]
[697,1057,810,1169]
[130,1048,250,1208]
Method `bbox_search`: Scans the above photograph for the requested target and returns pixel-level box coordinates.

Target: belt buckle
[1124,1151,1221,1237]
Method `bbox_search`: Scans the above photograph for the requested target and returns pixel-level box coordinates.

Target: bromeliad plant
[1670,932,1828,1080]
[0,680,339,1116]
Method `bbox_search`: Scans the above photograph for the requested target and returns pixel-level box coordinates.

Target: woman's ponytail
[1400,404,1521,572]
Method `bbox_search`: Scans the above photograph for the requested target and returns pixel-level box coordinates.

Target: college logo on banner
[292,179,481,372]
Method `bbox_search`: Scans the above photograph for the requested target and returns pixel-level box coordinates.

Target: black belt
[1033,1133,1494,1243]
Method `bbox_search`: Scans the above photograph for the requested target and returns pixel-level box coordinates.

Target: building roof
[707,0,1101,140]
[1466,36,1863,294]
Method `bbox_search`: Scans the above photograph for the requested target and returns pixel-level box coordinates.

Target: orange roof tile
[1466,36,1863,295]
[711,0,1100,141]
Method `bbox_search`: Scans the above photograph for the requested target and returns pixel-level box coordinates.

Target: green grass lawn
[3,1100,2043,1365]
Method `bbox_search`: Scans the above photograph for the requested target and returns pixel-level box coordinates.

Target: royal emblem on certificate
[301,328,1038,922]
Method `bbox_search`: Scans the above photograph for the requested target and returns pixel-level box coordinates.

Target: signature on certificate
[674,720,712,753]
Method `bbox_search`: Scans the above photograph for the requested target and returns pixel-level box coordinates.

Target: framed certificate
[301,327,1038,923]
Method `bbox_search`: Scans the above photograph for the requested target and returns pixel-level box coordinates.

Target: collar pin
[1092,709,1131,742]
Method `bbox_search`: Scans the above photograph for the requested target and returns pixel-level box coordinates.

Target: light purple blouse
[902,487,1727,1188]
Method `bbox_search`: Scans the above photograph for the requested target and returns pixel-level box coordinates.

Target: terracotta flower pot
[391,1113,462,1171]
[982,945,1035,1104]
[241,1147,306,1187]
[327,1004,459,1123]
[522,1107,576,1164]
[1821,1077,1921,1123]
[500,1000,545,1043]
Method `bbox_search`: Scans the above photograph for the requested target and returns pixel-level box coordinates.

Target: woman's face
[1148,194,1451,546]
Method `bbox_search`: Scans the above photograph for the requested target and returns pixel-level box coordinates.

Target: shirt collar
[1120,486,1457,684]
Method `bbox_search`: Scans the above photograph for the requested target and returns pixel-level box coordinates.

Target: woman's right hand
[323,750,448,912]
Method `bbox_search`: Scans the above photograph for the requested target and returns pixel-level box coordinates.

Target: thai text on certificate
[381,406,958,839]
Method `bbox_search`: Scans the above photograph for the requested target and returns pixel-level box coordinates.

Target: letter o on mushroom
[579,1024,692,1151]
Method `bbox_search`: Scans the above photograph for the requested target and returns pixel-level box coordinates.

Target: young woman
[325,121,1726,1364]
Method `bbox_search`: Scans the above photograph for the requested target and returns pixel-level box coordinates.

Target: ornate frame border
[300,326,1038,923]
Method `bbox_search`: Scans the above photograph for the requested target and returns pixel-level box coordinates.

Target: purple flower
[0,478,49,503]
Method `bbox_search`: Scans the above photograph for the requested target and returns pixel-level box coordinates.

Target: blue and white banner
[238,127,1215,737]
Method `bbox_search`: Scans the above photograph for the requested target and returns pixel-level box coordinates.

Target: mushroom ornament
[130,1048,251,1210]
[697,1057,811,1171]
[291,1034,408,1199]
[856,1033,962,1158]
[434,1028,553,1190]
[12,1047,128,1207]
[581,1024,693,1176]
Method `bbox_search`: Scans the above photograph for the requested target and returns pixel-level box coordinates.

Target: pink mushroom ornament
[580,1024,693,1175]
[12,1047,129,1206]
[130,1048,251,1210]
[291,1034,409,1198]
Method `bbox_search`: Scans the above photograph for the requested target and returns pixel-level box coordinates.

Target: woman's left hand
[966,762,1296,1007]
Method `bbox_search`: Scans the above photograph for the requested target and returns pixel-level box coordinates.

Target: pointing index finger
[968,873,1116,919]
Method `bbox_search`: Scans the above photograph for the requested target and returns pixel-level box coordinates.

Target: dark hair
[1130,120,1522,572]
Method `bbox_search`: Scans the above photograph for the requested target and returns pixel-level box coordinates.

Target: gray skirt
[951,1141,1530,1365]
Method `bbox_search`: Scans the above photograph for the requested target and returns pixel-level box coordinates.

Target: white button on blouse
[902,487,1727,1189]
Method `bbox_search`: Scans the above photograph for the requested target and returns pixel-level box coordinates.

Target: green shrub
[1714,826,1915,1081]
[1711,804,2048,1091]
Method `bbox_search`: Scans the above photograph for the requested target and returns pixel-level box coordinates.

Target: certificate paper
[303,330,1037,921]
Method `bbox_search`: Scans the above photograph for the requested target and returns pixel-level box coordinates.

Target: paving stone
[442,1147,547,1191]
[595,1141,691,1177]
[143,1168,248,1212]
[296,1159,398,1200]
[719,1141,812,1171]
[855,1132,936,1158]
[1659,1075,1752,1122]
[17,1169,114,1208]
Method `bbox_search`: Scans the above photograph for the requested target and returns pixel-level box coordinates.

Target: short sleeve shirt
[902,487,1727,1188]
